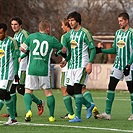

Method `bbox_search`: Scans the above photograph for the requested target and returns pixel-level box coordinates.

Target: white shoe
[128,114,133,120]
[96,112,111,120]
[4,117,17,125]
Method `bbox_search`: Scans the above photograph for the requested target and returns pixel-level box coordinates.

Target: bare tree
[1,0,133,63]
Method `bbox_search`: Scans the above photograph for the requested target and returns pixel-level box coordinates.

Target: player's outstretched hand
[60,60,67,68]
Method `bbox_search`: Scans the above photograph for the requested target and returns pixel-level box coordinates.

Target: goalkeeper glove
[123,65,130,76]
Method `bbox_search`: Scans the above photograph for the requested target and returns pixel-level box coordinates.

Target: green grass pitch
[0,89,133,133]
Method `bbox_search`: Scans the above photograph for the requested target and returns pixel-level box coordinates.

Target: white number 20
[33,39,48,56]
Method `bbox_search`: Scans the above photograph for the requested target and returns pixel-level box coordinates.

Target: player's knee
[0,89,11,100]
[66,85,74,96]
[74,83,82,94]
[17,84,25,95]
[44,89,53,96]
[10,84,17,94]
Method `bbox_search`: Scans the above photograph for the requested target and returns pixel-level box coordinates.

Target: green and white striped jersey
[113,27,133,70]
[0,36,19,80]
[62,27,95,69]
[23,32,63,76]
[14,29,29,46]
[14,29,29,70]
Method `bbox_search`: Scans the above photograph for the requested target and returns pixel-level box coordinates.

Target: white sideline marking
[0,121,133,132]
[94,97,130,101]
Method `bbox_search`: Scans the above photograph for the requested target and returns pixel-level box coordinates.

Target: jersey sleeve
[52,36,63,50]
[61,33,71,62]
[21,35,30,50]
[84,30,96,63]
[12,39,20,75]
[21,30,29,43]
[84,31,95,49]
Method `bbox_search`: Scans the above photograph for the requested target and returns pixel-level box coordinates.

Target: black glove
[60,52,67,58]
[123,65,130,76]
[55,51,67,58]
[25,50,29,55]
[14,75,19,83]
[96,47,102,54]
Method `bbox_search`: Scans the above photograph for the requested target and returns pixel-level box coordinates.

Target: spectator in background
[93,42,108,63]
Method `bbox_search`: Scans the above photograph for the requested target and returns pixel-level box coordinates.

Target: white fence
[53,64,127,90]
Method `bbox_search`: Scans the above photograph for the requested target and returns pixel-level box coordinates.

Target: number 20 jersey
[23,32,63,76]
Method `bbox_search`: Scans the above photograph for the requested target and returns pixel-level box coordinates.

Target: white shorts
[110,67,132,81]
[0,80,13,91]
[65,68,88,86]
[20,55,28,71]
[25,75,51,90]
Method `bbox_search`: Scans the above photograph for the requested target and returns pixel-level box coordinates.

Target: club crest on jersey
[117,40,125,48]
[0,49,5,58]
[70,40,77,48]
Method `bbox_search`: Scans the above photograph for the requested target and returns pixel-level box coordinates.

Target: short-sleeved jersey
[14,29,29,70]
[0,36,19,80]
[62,27,95,69]
[113,27,133,70]
[24,32,63,76]
[60,33,69,72]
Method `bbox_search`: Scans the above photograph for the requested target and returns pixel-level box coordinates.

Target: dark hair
[67,11,81,25]
[10,16,22,25]
[118,12,129,20]
[0,23,7,32]
[62,17,71,29]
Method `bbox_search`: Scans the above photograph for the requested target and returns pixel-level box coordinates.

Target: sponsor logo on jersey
[117,40,125,48]
[70,40,77,48]
[0,49,5,58]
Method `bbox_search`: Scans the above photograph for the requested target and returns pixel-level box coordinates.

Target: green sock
[24,93,32,112]
[75,94,83,119]
[47,95,55,117]
[31,94,41,105]
[130,93,133,114]
[5,99,15,120]
[105,90,115,114]
[63,95,74,115]
[10,93,17,115]
[82,97,91,108]
[83,91,94,103]
[0,99,4,110]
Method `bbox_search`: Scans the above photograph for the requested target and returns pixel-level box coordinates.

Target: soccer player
[0,23,19,125]
[59,17,99,119]
[20,20,66,122]
[60,11,96,122]
[96,12,133,120]
[2,16,44,117]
